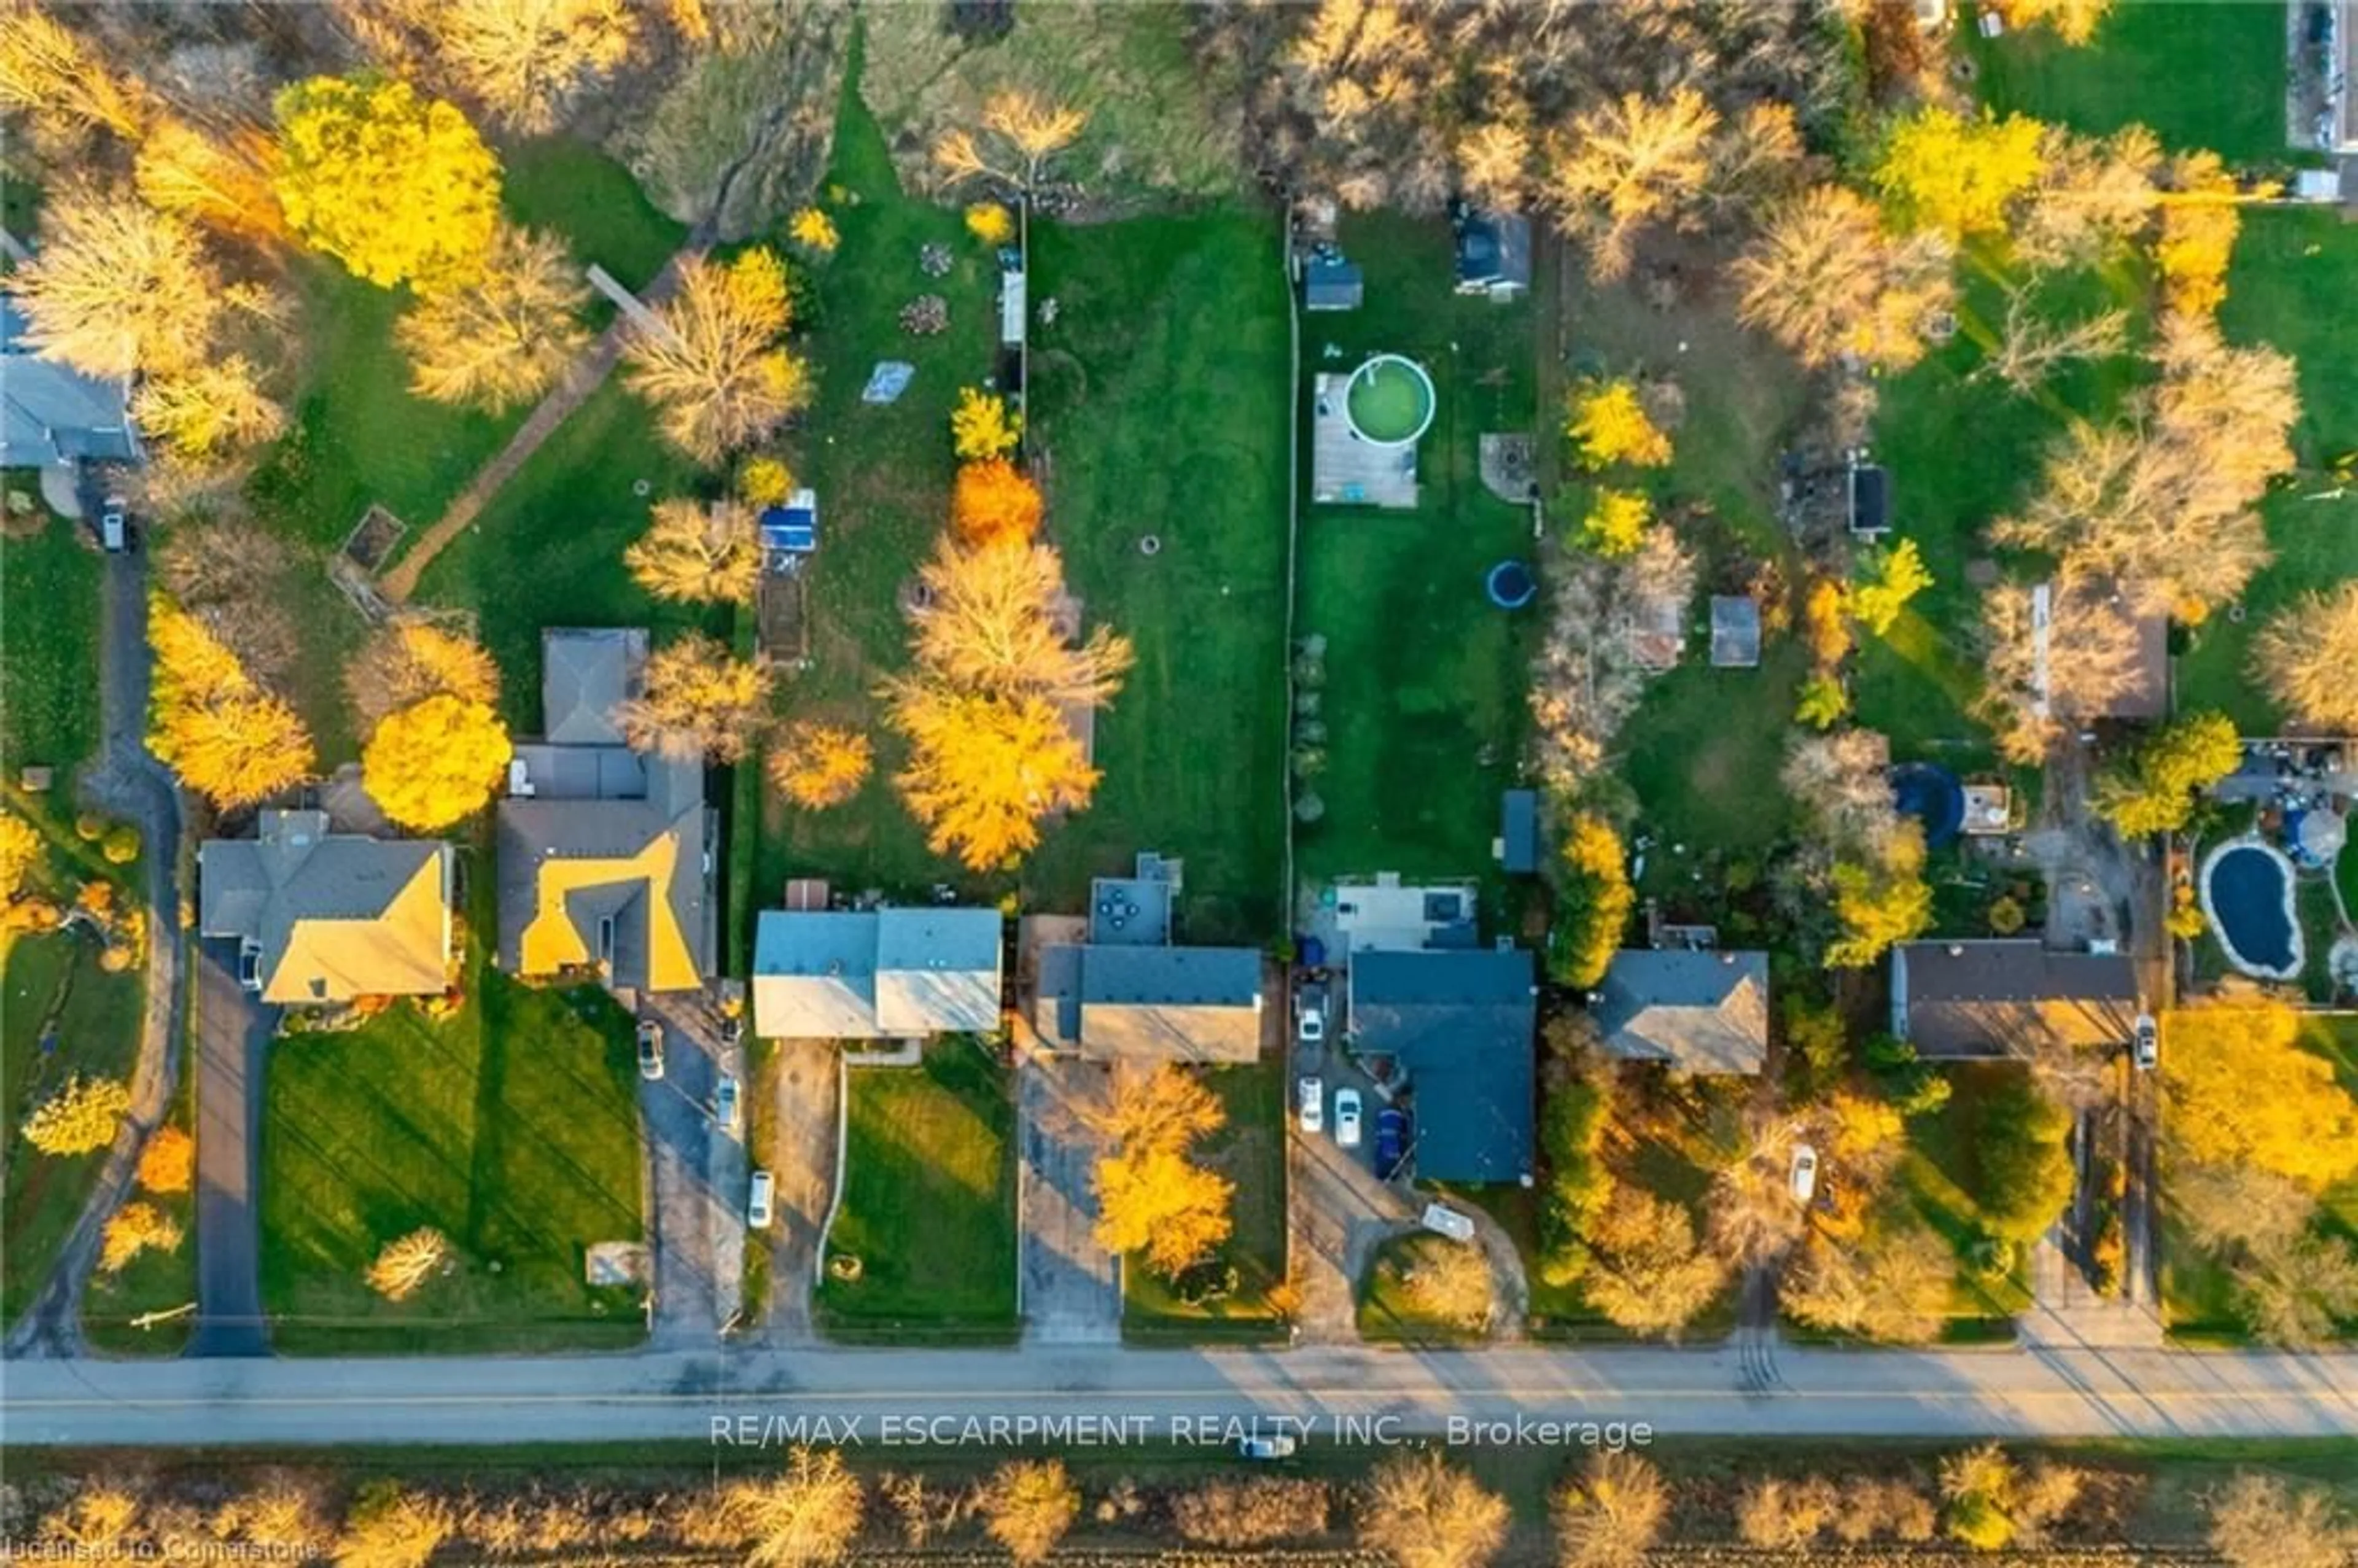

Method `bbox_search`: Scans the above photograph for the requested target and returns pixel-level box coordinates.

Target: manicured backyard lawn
[2175,208,2358,726]
[1124,1056,1287,1341]
[0,500,102,779]
[1969,0,2291,163]
[1294,212,1538,898]
[815,1041,1018,1341]
[755,67,1291,941]
[0,931,145,1331]
[1895,1063,2040,1336]
[1625,640,1810,859]
[259,942,646,1354]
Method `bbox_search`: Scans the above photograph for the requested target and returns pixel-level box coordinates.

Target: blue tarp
[760,505,817,556]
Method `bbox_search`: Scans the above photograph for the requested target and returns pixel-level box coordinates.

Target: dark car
[1375,1108,1409,1181]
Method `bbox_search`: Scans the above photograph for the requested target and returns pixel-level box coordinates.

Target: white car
[747,1168,774,1229]
[1296,1076,1323,1135]
[1333,1087,1362,1147]
[1297,987,1327,1044]
[1420,1203,1476,1243]
[714,1075,742,1136]
[1788,1144,1820,1206]
[2132,1013,2158,1071]
[1239,1432,1297,1461]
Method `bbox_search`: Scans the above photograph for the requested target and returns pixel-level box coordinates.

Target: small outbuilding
[1452,205,1531,299]
[1497,790,1539,875]
[1848,454,1891,537]
[1302,250,1364,311]
[760,490,819,572]
[1709,596,1762,669]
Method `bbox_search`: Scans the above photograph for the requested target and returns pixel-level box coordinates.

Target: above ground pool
[1486,560,1537,609]
[2200,840,2302,979]
[1343,354,1437,447]
[1889,763,1966,850]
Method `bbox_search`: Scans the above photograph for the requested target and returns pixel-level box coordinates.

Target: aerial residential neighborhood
[1,0,2356,1563]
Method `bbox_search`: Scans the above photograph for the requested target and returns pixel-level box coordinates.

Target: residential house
[1889,939,2139,1059]
[1,297,140,470]
[1028,852,1266,1063]
[1593,950,1770,1076]
[199,809,453,1005]
[1452,206,1531,298]
[496,629,714,995]
[752,904,1003,1040]
[1348,947,1537,1183]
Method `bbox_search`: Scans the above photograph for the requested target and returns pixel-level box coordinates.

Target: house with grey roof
[1498,790,1539,875]
[496,629,714,995]
[752,907,1004,1039]
[1,296,141,469]
[1347,947,1536,1183]
[1593,949,1770,1075]
[1026,851,1266,1062]
[199,809,453,1005]
[1889,939,2139,1060]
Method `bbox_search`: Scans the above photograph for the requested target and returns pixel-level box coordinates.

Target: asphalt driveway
[636,992,745,1346]
[1015,1054,1120,1344]
[190,941,271,1357]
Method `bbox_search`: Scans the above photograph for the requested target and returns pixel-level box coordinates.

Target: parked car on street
[1296,1076,1323,1135]
[2132,1013,2158,1071]
[636,1020,664,1081]
[714,1074,742,1135]
[1238,1432,1297,1461]
[747,1168,774,1229]
[1788,1144,1819,1205]
[1375,1107,1409,1179]
[1334,1087,1362,1147]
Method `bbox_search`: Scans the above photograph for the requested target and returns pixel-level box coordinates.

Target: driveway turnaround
[4,1341,2353,1448]
[189,943,271,1357]
[1015,1055,1119,1344]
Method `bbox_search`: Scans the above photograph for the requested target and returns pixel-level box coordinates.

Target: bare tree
[1544,87,1719,279]
[1733,184,1956,370]
[1553,1450,1669,1568]
[1975,291,2130,394]
[1975,575,2147,764]
[617,635,772,763]
[718,1447,864,1568]
[1358,1450,1510,1568]
[2253,582,2358,734]
[2208,1471,2358,1568]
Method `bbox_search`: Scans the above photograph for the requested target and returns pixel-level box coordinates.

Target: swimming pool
[2200,840,2303,979]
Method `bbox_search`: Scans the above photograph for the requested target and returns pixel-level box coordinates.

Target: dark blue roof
[760,504,817,554]
[1348,949,1535,1182]
[1501,790,1539,874]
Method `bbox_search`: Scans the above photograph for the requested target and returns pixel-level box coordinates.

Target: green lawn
[1895,1063,2041,1335]
[816,1041,1017,1340]
[259,932,647,1354]
[0,500,103,782]
[1,931,145,1332]
[755,67,1291,941]
[2174,208,2358,725]
[1124,1057,1287,1341]
[1295,213,1538,899]
[1018,209,1291,938]
[82,1060,196,1355]
[1625,640,1810,858]
[1969,0,2290,163]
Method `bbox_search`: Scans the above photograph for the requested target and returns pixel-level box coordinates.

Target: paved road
[1015,1055,1119,1344]
[189,941,271,1357]
[3,1341,2353,1448]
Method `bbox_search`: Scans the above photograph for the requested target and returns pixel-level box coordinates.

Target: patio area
[1310,370,1420,509]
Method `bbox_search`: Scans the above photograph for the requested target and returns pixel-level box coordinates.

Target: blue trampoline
[1890,763,1966,848]
[1487,559,1537,610]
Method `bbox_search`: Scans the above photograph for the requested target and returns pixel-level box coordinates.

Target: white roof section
[753,907,1003,1039]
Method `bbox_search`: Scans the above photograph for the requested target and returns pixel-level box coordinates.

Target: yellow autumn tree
[2155,152,2243,321]
[99,1201,184,1275]
[149,596,315,811]
[885,685,1097,872]
[965,202,1014,245]
[737,456,795,507]
[394,224,590,412]
[1092,1066,1235,1280]
[272,74,503,292]
[0,7,144,140]
[12,186,224,380]
[345,619,501,729]
[623,249,811,464]
[1566,379,1673,471]
[617,635,773,763]
[2253,583,2358,734]
[358,0,637,136]
[2163,1003,2358,1190]
[136,1125,195,1195]
[361,693,513,831]
[131,357,287,460]
[22,1075,132,1157]
[1999,0,2114,44]
[626,497,765,605]
[1544,87,1720,278]
[766,721,872,810]
[1873,106,2048,241]
[0,809,45,902]
[951,459,1045,546]
[910,538,1135,708]
[1579,489,1652,558]
[134,118,286,243]
[950,387,1021,460]
[787,206,838,252]
[1846,539,1933,637]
